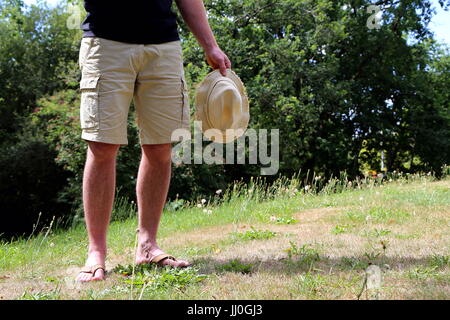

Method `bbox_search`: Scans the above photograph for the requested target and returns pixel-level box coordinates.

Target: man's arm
[175,0,231,76]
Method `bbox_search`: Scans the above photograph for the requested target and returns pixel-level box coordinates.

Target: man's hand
[205,46,232,76]
[176,0,232,76]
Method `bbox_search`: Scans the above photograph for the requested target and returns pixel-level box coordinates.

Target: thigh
[134,41,190,145]
[79,37,137,145]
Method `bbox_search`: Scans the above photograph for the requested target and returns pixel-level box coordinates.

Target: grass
[0,173,449,300]
[215,259,254,274]
[229,228,277,241]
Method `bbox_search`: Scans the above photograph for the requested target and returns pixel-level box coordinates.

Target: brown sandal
[78,264,107,278]
[149,254,191,268]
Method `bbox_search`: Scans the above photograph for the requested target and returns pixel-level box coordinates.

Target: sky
[22,0,450,46]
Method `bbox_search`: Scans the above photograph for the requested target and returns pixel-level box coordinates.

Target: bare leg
[77,141,120,282]
[135,144,190,267]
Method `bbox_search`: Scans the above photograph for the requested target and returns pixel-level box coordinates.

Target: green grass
[0,173,449,300]
[229,227,277,241]
[215,259,254,274]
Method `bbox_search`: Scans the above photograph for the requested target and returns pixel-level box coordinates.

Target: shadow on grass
[191,255,447,276]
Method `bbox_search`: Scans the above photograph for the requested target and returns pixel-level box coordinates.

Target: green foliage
[271,216,298,225]
[331,224,354,234]
[285,242,321,266]
[407,266,439,280]
[110,196,137,222]
[339,257,369,270]
[18,288,61,300]
[364,228,392,238]
[113,264,207,290]
[178,0,450,177]
[428,254,449,269]
[216,259,254,274]
[293,273,327,298]
[346,207,410,223]
[0,131,71,237]
[229,227,277,241]
[1,0,450,238]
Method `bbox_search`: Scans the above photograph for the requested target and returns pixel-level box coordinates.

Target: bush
[0,133,71,238]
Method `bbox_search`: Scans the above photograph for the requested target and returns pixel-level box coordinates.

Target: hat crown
[195,69,250,143]
[207,78,243,131]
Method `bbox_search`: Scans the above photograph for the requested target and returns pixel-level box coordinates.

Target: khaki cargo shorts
[78,37,190,145]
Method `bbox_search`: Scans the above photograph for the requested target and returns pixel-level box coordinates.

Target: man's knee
[87,141,120,162]
[142,143,172,164]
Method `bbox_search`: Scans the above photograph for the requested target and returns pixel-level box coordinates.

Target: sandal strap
[150,254,176,264]
[80,264,106,274]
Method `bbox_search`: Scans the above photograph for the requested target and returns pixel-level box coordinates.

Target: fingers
[205,49,231,76]
[219,58,227,76]
[225,55,232,69]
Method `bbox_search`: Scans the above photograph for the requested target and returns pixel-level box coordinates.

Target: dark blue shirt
[81,0,180,44]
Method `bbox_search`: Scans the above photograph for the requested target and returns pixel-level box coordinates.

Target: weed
[229,227,277,241]
[293,273,327,298]
[165,199,186,212]
[339,257,369,270]
[363,251,381,263]
[271,216,298,225]
[285,242,321,267]
[346,207,410,223]
[18,287,61,300]
[407,266,439,280]
[428,254,449,269]
[216,259,254,274]
[113,263,207,291]
[364,228,392,237]
[331,224,353,235]
[111,196,136,222]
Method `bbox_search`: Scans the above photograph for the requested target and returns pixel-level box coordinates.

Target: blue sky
[23,0,450,45]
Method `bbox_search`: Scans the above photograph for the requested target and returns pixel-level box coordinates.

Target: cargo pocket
[180,77,190,127]
[80,75,100,131]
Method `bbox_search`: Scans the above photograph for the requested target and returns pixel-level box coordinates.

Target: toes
[178,260,191,267]
[76,269,105,282]
[162,258,190,268]
[91,269,105,281]
[76,272,89,282]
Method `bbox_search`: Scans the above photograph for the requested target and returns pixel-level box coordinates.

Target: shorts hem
[81,132,128,145]
[140,136,175,145]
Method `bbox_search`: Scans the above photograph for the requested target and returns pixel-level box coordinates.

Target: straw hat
[195,69,250,143]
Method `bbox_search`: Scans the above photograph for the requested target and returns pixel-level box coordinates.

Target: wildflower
[49,242,55,247]
[203,209,208,213]
[201,199,207,204]
[197,204,202,208]
[304,185,310,191]
[270,215,277,222]
[206,209,213,215]
[216,189,222,195]
[315,176,321,181]
[359,196,364,201]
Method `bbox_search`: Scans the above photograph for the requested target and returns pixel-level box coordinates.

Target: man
[76,0,231,282]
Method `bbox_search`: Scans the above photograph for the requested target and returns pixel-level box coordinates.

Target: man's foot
[136,242,190,268]
[76,251,106,282]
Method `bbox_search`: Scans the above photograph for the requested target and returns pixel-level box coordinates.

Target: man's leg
[135,143,190,267]
[77,141,120,282]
